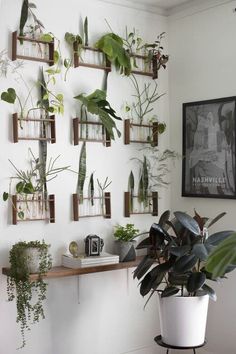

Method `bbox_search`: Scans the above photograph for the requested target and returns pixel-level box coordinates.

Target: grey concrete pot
[115,240,136,262]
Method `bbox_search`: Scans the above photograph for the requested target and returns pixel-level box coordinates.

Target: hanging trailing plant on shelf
[74,89,121,140]
[7,239,52,348]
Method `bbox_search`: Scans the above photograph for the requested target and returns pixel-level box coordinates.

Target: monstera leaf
[74,89,121,140]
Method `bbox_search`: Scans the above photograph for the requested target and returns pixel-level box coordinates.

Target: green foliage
[88,172,94,206]
[134,210,235,305]
[206,233,236,278]
[84,17,88,46]
[114,223,139,242]
[19,0,29,38]
[128,171,134,212]
[95,33,131,76]
[77,142,86,203]
[74,89,121,140]
[7,240,52,348]
[1,87,16,103]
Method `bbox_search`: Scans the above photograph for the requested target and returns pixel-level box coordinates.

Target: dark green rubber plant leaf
[135,237,151,250]
[169,245,191,257]
[206,232,236,277]
[204,212,226,229]
[1,88,16,104]
[74,89,121,140]
[133,255,154,280]
[173,254,198,273]
[77,142,86,203]
[161,286,179,298]
[202,283,217,301]
[205,230,235,246]
[186,272,206,293]
[19,0,29,38]
[168,272,190,286]
[192,243,208,261]
[174,211,200,236]
[158,210,170,228]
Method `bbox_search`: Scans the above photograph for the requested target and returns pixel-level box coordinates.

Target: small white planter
[23,247,41,273]
[158,293,209,347]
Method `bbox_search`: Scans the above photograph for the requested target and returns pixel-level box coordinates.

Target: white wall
[168,1,236,353]
[0,1,170,354]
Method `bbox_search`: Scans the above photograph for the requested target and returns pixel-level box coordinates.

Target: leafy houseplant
[134,210,235,346]
[114,223,139,262]
[7,240,52,348]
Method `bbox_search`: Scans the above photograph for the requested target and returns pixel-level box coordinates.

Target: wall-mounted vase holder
[73,117,111,146]
[124,119,158,146]
[124,191,158,217]
[73,44,111,71]
[13,113,56,143]
[72,192,111,220]
[12,31,54,65]
[12,193,55,225]
[130,54,157,78]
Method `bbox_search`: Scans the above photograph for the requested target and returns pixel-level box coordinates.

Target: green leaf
[169,245,191,257]
[40,33,53,42]
[19,0,28,38]
[161,286,179,298]
[158,210,170,228]
[168,272,189,286]
[202,283,217,301]
[88,173,94,206]
[192,243,208,261]
[3,192,9,201]
[174,211,200,236]
[142,156,149,207]
[186,272,206,293]
[206,230,234,246]
[84,16,88,46]
[1,88,16,104]
[16,181,24,194]
[158,123,166,134]
[206,233,236,277]
[77,142,86,203]
[136,237,151,250]
[173,254,198,273]
[18,211,25,220]
[128,171,134,213]
[138,174,144,203]
[133,255,154,280]
[54,50,59,64]
[204,212,226,229]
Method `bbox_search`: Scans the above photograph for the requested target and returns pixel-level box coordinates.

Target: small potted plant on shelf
[114,223,139,262]
[7,240,52,348]
[134,210,236,347]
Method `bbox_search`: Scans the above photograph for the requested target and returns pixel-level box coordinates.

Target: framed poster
[182,96,236,199]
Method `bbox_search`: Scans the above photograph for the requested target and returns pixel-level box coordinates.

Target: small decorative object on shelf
[124,191,158,217]
[85,235,104,256]
[6,239,52,348]
[11,193,55,225]
[12,31,54,65]
[72,192,111,220]
[12,113,56,143]
[124,119,159,146]
[73,117,110,146]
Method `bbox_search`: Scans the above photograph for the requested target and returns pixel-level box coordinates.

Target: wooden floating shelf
[12,31,54,66]
[73,193,111,221]
[13,114,56,143]
[124,119,158,146]
[2,256,142,281]
[73,117,111,146]
[73,45,111,71]
[12,194,55,225]
[124,191,158,217]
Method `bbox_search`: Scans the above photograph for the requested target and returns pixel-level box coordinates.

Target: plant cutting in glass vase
[134,210,236,347]
[7,239,52,348]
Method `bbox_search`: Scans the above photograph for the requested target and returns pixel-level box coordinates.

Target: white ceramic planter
[158,293,209,347]
[23,247,41,273]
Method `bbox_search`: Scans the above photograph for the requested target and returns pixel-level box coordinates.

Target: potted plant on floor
[7,240,52,348]
[134,210,236,347]
[114,223,139,262]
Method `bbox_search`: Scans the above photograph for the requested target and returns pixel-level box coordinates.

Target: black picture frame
[182,96,236,199]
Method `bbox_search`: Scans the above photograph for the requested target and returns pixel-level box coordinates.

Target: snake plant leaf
[74,89,121,140]
[186,272,206,293]
[174,211,200,236]
[138,174,144,203]
[84,16,88,46]
[19,0,28,39]
[142,156,149,207]
[205,230,235,246]
[88,173,94,206]
[128,171,134,213]
[161,286,179,298]
[95,33,131,76]
[206,232,236,277]
[202,283,217,301]
[77,142,86,203]
[1,88,16,104]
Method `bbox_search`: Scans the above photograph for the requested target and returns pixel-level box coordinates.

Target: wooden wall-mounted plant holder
[73,45,111,72]
[72,192,111,221]
[73,118,111,146]
[12,31,54,65]
[124,119,158,146]
[124,191,158,217]
[13,113,56,143]
[130,54,157,78]
[12,194,55,225]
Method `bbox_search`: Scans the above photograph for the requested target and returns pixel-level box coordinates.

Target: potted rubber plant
[114,223,139,262]
[7,240,52,348]
[134,210,235,347]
